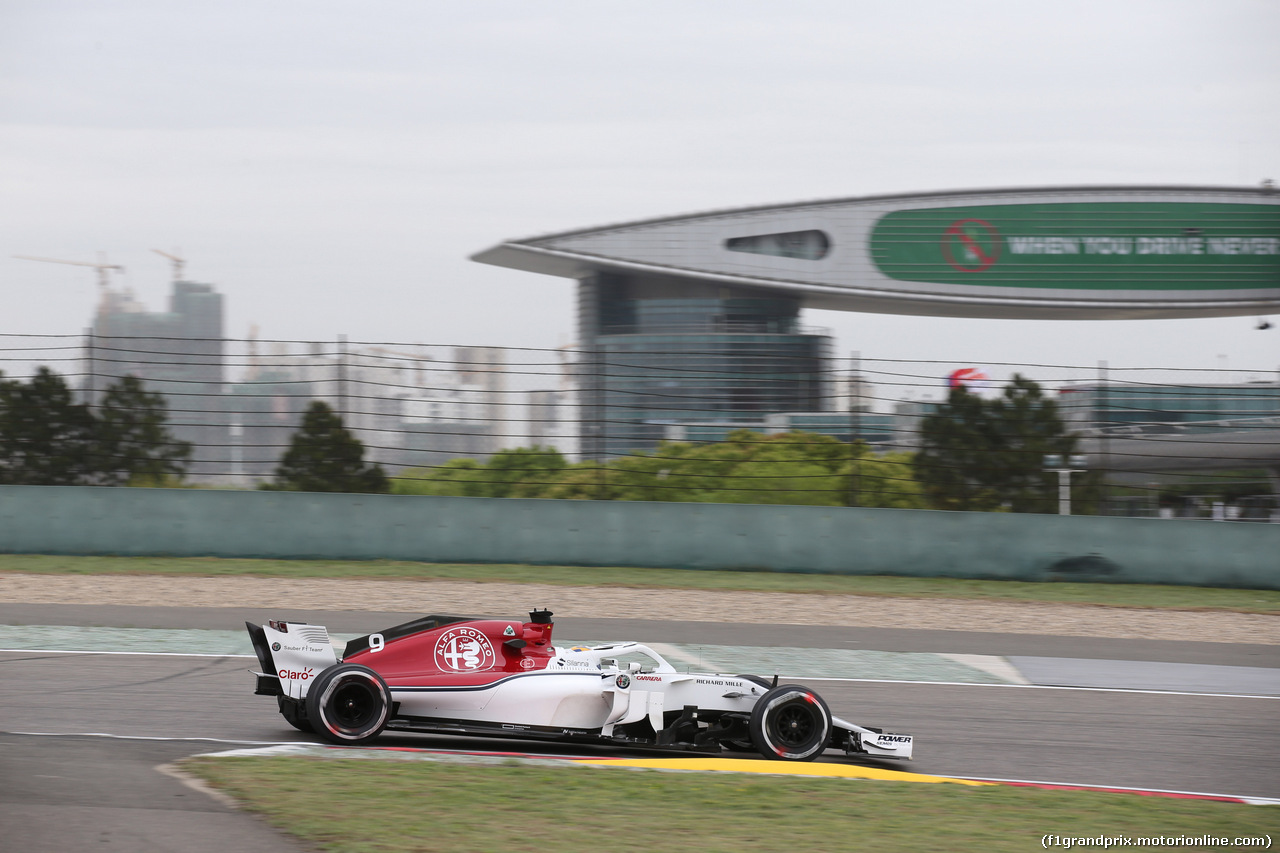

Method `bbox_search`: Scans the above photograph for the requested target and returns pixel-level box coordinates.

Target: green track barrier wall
[1,485,1276,588]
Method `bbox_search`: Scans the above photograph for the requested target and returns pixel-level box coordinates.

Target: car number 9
[369,633,384,653]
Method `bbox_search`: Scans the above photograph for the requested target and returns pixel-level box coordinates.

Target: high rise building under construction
[85,279,228,478]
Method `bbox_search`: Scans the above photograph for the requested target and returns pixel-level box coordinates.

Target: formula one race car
[245,609,913,762]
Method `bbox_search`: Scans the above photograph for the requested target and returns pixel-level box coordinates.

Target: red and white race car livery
[246,609,913,762]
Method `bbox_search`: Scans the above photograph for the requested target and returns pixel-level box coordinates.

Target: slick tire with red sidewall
[749,685,832,761]
[305,663,391,745]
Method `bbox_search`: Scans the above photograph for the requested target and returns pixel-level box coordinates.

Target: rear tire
[305,663,391,745]
[749,685,832,762]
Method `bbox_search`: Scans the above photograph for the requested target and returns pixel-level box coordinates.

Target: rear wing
[245,621,339,700]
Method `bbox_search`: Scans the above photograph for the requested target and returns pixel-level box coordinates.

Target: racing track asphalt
[2,605,1277,852]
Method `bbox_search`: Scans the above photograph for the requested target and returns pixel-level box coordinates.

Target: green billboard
[869,202,1280,290]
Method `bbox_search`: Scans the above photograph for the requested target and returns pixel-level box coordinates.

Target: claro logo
[278,668,314,681]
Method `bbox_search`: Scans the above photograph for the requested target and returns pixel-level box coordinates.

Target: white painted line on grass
[942,772,1280,806]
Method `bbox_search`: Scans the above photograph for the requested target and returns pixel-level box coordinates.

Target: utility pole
[84,327,97,409]
[337,334,348,422]
[1097,360,1110,515]
[1044,454,1088,515]
[848,350,861,507]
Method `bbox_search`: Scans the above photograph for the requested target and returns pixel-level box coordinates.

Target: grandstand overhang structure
[473,185,1280,320]
[474,186,1279,458]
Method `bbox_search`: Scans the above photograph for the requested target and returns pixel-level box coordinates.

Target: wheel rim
[753,687,830,760]
[770,702,817,748]
[331,679,379,729]
[319,672,387,738]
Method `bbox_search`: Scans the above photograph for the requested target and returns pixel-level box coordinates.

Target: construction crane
[13,253,125,292]
[152,248,186,281]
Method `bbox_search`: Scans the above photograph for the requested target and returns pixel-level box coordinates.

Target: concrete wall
[1,485,1276,589]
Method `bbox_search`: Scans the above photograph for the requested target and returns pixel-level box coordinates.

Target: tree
[392,431,929,507]
[913,374,1078,513]
[481,446,568,497]
[534,460,621,501]
[683,431,845,505]
[271,401,390,493]
[91,375,192,485]
[0,367,96,485]
[393,459,490,497]
[0,369,192,487]
[842,447,928,509]
[391,448,567,498]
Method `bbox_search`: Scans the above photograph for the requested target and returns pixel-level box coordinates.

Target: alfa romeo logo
[616,674,631,689]
[433,627,496,672]
[941,218,1001,272]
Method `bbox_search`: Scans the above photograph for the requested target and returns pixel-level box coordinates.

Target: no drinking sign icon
[941,218,1002,272]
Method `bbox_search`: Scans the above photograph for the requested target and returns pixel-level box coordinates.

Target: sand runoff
[1,572,1275,645]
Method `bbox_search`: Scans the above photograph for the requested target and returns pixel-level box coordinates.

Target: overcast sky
[2,0,1277,389]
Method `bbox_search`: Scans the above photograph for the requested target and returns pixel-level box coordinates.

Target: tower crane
[152,248,186,281]
[13,253,125,292]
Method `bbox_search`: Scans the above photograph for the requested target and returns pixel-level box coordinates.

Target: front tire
[305,663,391,745]
[749,685,832,761]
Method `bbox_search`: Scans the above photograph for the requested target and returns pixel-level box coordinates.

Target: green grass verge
[2,553,1278,613]
[184,758,1275,853]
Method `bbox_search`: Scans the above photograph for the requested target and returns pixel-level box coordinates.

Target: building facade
[576,273,833,457]
[85,280,228,479]
[229,343,510,482]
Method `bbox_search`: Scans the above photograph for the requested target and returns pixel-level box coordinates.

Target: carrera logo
[278,667,314,681]
[433,627,496,672]
[634,675,662,682]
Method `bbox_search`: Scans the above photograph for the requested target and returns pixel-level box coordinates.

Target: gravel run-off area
[1,572,1277,645]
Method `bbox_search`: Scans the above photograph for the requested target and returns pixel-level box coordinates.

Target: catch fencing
[1,333,1278,519]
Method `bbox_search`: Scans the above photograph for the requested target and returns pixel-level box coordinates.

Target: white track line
[8,731,298,745]
[0,647,255,658]
[794,675,1280,700]
[4,648,1274,699]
